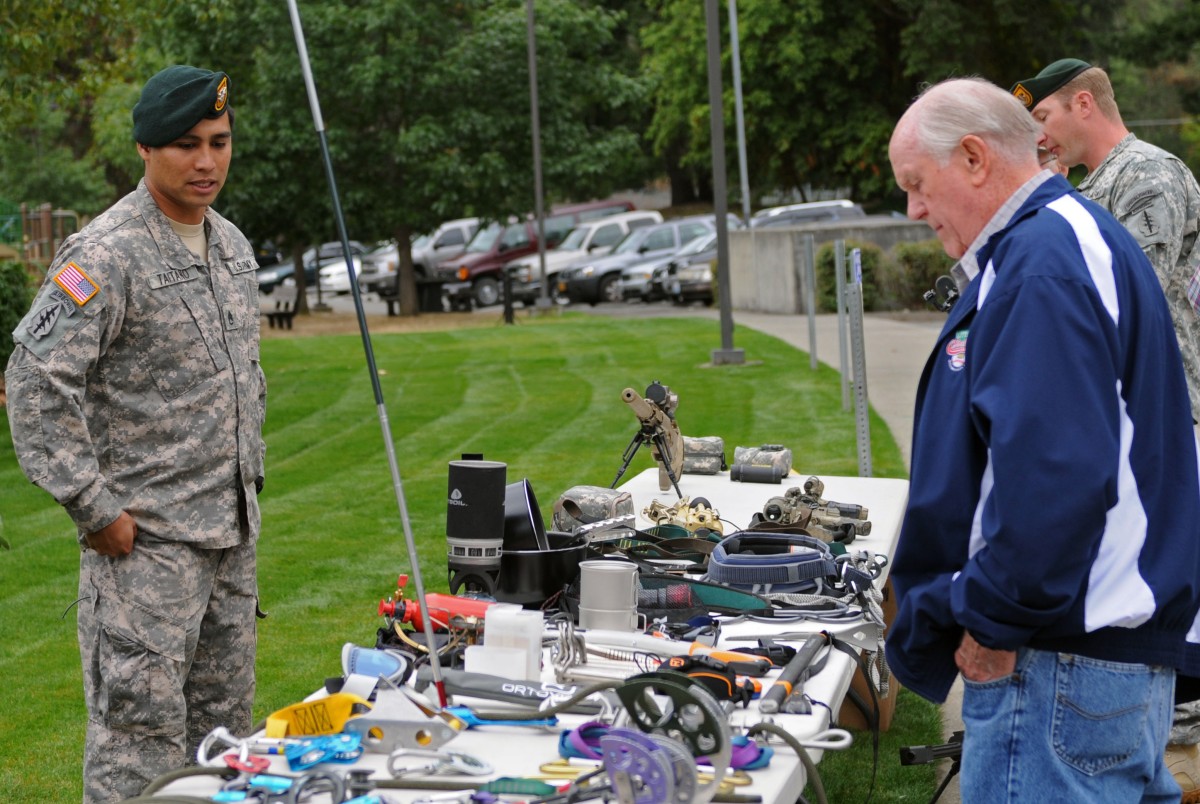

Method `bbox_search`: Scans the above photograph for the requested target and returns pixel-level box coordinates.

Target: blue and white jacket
[887,175,1200,704]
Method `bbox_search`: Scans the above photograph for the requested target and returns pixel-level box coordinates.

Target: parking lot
[273,282,715,321]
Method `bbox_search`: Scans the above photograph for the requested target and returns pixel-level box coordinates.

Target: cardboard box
[837,577,900,732]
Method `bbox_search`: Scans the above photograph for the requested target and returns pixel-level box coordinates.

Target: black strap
[827,631,879,804]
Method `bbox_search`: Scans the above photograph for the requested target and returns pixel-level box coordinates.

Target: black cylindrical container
[446,459,507,594]
[730,463,783,483]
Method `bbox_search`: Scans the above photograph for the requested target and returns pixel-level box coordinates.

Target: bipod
[899,730,963,804]
[610,426,683,498]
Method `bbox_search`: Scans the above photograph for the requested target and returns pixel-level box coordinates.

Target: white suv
[505,210,662,305]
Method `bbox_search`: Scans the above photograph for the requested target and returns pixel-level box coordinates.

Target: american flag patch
[53,262,99,306]
[1188,262,1200,314]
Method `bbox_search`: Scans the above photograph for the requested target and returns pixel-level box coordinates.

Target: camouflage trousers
[1179,426,1200,746]
[78,534,257,804]
[1172,700,1200,745]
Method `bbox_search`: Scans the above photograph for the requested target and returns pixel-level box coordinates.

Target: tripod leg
[611,432,645,489]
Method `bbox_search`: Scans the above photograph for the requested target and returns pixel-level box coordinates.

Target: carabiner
[388,748,493,778]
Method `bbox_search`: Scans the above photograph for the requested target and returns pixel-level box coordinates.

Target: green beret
[1010,58,1091,111]
[133,65,231,147]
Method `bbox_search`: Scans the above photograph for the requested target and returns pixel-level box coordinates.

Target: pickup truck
[435,200,634,309]
[505,210,663,306]
[371,217,480,301]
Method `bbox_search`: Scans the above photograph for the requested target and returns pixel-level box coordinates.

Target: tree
[640,0,1122,210]
[1115,0,1200,175]
[0,0,151,212]
[151,0,653,316]
[0,105,114,214]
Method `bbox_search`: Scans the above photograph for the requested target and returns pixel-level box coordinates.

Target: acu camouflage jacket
[1079,133,1200,419]
[5,180,266,547]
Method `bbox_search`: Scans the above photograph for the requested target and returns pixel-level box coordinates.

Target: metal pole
[804,234,818,370]
[706,0,743,365]
[728,0,751,225]
[848,249,872,476]
[285,0,448,706]
[528,0,551,311]
[834,239,850,410]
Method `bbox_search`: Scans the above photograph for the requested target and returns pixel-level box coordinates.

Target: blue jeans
[960,647,1177,803]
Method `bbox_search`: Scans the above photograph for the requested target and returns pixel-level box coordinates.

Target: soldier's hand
[955,630,1016,683]
[85,512,137,557]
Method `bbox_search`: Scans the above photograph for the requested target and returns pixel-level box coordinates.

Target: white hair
[904,77,1040,166]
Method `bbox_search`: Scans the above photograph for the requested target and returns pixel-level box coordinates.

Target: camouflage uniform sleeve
[1110,159,1190,282]
[4,241,128,534]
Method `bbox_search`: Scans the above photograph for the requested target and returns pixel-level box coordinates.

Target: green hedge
[811,238,957,313]
[0,261,34,368]
[893,239,957,305]
[815,240,885,312]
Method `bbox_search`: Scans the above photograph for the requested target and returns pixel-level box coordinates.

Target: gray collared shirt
[951,169,1057,292]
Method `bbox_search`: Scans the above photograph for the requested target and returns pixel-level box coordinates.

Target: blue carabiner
[443,704,557,729]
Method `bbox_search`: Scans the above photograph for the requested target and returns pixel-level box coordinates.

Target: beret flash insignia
[215,76,228,112]
[1012,83,1033,108]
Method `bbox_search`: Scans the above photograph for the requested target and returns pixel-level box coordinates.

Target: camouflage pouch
[682,436,726,475]
[552,485,635,532]
[733,445,793,476]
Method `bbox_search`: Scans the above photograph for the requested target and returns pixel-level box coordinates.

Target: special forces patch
[26,288,80,340]
[25,303,63,340]
[1124,190,1162,239]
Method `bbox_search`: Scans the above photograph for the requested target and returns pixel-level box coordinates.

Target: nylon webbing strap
[706,532,839,593]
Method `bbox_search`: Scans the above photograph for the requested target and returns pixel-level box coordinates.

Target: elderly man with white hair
[886,77,1200,802]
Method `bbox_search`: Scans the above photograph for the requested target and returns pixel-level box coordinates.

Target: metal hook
[387,748,492,778]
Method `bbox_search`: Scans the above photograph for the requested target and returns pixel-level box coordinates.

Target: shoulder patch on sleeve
[25,303,63,340]
[1118,190,1170,246]
[1123,189,1161,218]
[52,262,100,306]
[14,280,101,359]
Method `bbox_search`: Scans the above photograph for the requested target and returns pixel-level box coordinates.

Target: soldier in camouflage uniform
[1012,59,1200,421]
[1011,59,1200,798]
[4,66,265,803]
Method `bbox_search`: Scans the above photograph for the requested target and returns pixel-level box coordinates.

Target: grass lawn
[0,311,942,802]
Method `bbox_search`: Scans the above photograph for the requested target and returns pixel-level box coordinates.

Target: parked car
[256,261,293,294]
[436,199,635,309]
[412,218,480,277]
[317,255,366,294]
[254,240,282,268]
[371,218,482,302]
[749,199,866,229]
[666,254,721,307]
[355,240,403,294]
[640,231,719,303]
[505,210,663,306]
[557,215,723,306]
[257,240,366,294]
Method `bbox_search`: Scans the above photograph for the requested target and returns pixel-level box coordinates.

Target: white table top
[161,468,908,804]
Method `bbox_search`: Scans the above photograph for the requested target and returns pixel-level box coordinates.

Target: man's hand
[955,631,1016,683]
[85,512,137,556]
